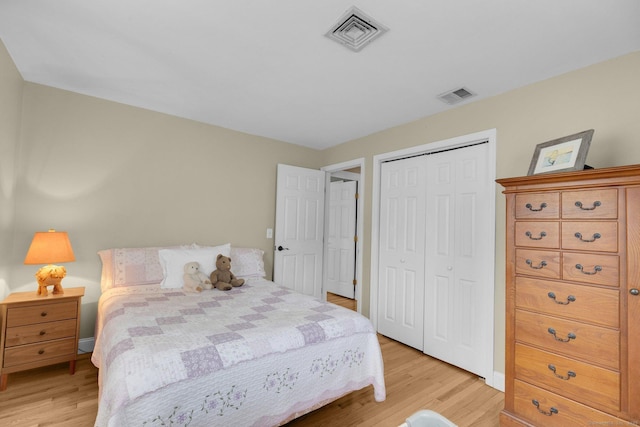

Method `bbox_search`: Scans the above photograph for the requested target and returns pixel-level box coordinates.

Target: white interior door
[274,164,325,298]
[377,157,426,350]
[423,143,492,378]
[326,180,357,299]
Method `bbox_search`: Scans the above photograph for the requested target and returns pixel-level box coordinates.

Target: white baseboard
[492,371,505,392]
[78,337,95,354]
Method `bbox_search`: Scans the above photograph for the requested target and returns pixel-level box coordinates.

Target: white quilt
[92,279,385,426]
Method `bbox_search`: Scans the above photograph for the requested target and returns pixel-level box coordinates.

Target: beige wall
[0,40,23,300]
[7,82,321,339]
[322,51,640,375]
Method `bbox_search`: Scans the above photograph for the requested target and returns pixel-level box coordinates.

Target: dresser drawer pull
[548,327,576,342]
[532,399,559,416]
[547,292,576,305]
[526,259,547,269]
[38,349,45,355]
[525,202,547,212]
[575,264,602,275]
[40,311,48,317]
[548,364,576,380]
[574,200,601,211]
[631,288,640,296]
[525,231,547,240]
[574,232,601,243]
[39,330,46,336]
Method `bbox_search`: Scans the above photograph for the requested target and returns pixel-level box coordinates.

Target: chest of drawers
[498,166,640,426]
[0,287,84,390]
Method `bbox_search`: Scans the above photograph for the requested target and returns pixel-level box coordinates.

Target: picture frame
[527,129,594,175]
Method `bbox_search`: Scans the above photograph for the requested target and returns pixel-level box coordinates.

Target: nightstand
[0,287,84,391]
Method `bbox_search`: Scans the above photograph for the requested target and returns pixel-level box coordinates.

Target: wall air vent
[437,87,476,105]
[325,6,388,52]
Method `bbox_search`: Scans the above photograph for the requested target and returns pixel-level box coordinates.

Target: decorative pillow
[98,245,182,292]
[230,247,266,278]
[159,243,231,288]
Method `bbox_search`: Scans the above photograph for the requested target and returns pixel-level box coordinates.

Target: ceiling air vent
[437,87,476,105]
[325,6,388,52]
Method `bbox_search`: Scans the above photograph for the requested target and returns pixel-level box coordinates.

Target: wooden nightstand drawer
[6,301,78,327]
[515,222,560,248]
[515,249,560,279]
[561,189,618,219]
[5,319,77,347]
[562,252,619,287]
[515,343,620,412]
[515,277,619,328]
[515,193,560,219]
[515,310,619,370]
[561,221,618,252]
[514,380,630,427]
[3,337,76,368]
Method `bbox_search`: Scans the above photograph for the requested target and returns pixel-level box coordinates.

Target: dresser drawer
[3,337,76,368]
[515,222,560,248]
[515,193,560,219]
[561,221,618,252]
[515,249,560,279]
[515,310,619,369]
[515,277,619,328]
[562,252,619,287]
[4,319,77,347]
[561,189,618,219]
[6,301,78,327]
[515,343,620,412]
[513,380,631,427]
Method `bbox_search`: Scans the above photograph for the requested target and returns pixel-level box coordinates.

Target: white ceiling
[1,1,639,150]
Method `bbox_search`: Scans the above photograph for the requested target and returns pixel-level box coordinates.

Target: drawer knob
[574,200,601,211]
[548,327,576,342]
[525,231,547,240]
[526,259,547,270]
[547,292,576,305]
[532,399,559,416]
[40,311,48,317]
[631,288,640,296]
[548,364,577,380]
[575,264,602,275]
[525,202,547,212]
[39,330,46,336]
[38,349,45,355]
[574,232,601,243]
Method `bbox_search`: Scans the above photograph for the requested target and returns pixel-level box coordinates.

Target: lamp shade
[24,229,75,265]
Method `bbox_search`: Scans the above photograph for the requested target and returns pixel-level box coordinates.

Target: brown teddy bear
[183,261,212,293]
[210,254,245,291]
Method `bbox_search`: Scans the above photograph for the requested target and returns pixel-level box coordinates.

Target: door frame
[370,129,497,388]
[322,158,364,312]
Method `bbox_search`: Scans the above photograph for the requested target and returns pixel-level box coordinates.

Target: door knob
[277,245,289,251]
[631,288,639,296]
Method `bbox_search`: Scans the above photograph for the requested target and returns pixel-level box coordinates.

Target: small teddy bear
[209,254,245,291]
[183,261,212,293]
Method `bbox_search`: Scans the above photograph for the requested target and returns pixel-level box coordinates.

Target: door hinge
[353,279,357,286]
[355,192,359,200]
[354,235,358,242]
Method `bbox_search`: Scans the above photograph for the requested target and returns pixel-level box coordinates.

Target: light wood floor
[0,294,504,426]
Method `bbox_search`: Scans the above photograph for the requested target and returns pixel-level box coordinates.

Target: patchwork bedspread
[91,279,386,426]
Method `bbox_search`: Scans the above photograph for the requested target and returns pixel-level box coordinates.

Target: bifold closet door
[377,156,426,350]
[423,142,492,378]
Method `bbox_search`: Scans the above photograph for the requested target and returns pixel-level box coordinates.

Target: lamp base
[35,264,67,296]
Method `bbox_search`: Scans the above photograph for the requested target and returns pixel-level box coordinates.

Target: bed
[91,244,386,426]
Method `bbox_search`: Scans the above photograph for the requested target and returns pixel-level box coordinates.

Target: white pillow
[159,243,231,288]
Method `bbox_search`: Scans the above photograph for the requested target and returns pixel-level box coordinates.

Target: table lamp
[24,229,75,296]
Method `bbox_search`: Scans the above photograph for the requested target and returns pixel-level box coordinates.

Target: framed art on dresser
[527,129,594,175]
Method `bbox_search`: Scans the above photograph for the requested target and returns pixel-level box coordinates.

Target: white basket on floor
[399,410,457,427]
